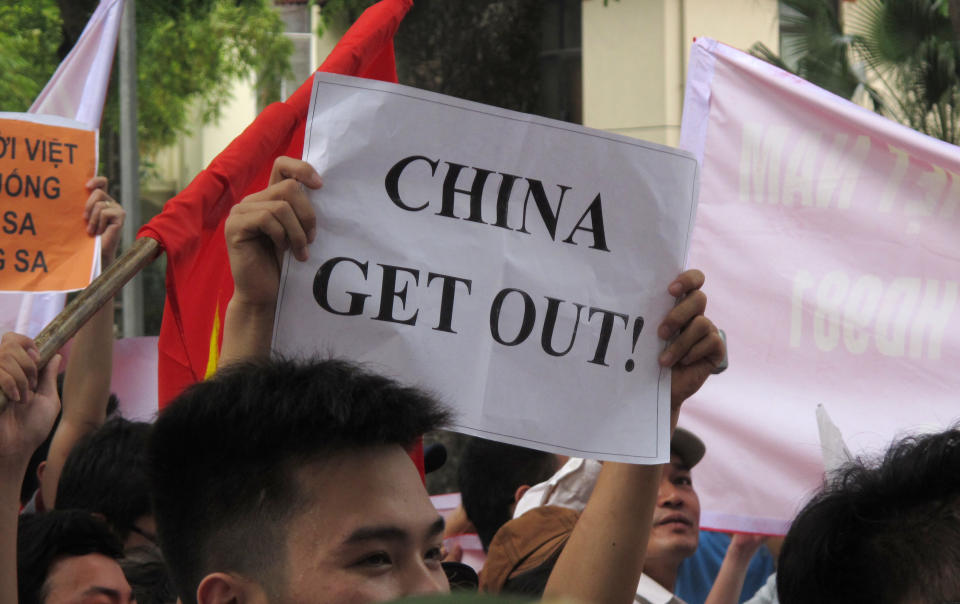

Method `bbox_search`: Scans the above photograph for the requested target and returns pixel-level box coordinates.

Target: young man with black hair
[17,510,132,604]
[145,156,726,604]
[54,418,155,549]
[458,439,562,551]
[777,427,960,604]
[148,357,452,604]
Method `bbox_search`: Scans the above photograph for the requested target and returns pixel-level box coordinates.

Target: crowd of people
[1,159,958,604]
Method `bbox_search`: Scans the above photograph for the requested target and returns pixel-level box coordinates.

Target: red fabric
[137,0,424,473]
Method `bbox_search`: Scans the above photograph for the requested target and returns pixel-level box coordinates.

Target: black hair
[120,545,178,604]
[458,438,559,550]
[55,417,151,541]
[147,357,451,604]
[17,510,124,604]
[19,374,119,506]
[778,427,960,604]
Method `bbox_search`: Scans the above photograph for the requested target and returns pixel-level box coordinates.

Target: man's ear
[36,460,46,482]
[514,484,531,504]
[197,573,265,604]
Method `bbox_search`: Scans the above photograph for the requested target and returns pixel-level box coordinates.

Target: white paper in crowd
[679,38,960,534]
[110,336,159,422]
[1,0,124,336]
[273,73,699,463]
[816,404,852,478]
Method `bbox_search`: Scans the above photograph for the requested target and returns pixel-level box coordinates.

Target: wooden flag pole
[0,237,162,415]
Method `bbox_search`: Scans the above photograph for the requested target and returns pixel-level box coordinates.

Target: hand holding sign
[659,270,726,413]
[83,177,124,264]
[225,157,321,309]
[220,158,322,367]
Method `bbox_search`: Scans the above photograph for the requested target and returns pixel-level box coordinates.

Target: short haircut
[17,510,124,604]
[147,357,451,604]
[55,417,152,540]
[120,545,177,604]
[778,427,960,604]
[458,438,559,550]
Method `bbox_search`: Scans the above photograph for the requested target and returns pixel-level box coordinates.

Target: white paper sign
[272,73,699,463]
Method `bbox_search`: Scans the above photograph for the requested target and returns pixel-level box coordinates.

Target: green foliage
[751,0,960,144]
[103,0,293,155]
[0,1,292,156]
[752,0,878,101]
[849,0,960,143]
[315,0,379,36]
[0,1,62,111]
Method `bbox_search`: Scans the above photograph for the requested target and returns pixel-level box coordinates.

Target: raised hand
[225,157,322,309]
[0,332,60,468]
[658,269,726,411]
[83,176,125,265]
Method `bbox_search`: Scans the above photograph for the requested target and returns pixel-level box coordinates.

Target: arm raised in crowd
[40,179,125,509]
[704,533,766,604]
[219,157,321,366]
[0,334,61,604]
[542,269,726,604]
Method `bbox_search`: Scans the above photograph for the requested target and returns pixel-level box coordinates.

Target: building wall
[147,0,780,200]
[583,0,779,146]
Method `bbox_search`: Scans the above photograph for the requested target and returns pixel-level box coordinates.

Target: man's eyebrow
[343,516,446,546]
[343,525,409,545]
[80,586,124,601]
[427,516,445,538]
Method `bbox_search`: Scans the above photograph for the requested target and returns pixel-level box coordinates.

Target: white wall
[583,0,779,146]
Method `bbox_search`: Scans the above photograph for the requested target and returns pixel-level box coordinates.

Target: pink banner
[679,38,960,534]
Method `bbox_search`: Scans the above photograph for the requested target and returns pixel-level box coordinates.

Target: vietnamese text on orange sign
[0,117,96,293]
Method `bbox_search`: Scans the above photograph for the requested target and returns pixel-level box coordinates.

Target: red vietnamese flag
[137,1,421,465]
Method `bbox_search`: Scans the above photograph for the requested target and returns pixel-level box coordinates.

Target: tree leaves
[752,0,960,144]
[0,1,61,111]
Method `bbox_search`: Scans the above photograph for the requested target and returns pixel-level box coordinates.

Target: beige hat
[479,505,579,594]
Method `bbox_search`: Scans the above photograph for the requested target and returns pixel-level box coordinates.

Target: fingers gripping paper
[273,74,699,463]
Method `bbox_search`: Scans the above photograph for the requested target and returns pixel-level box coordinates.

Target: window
[538,0,582,123]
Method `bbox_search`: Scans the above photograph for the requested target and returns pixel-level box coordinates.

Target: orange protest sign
[0,116,97,293]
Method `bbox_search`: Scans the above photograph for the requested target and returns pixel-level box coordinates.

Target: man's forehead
[289,445,439,541]
[45,553,131,602]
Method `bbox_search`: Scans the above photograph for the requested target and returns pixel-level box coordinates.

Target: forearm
[218,297,277,367]
[543,462,661,603]
[61,297,114,428]
[0,463,27,604]
[42,298,115,508]
[704,540,763,604]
